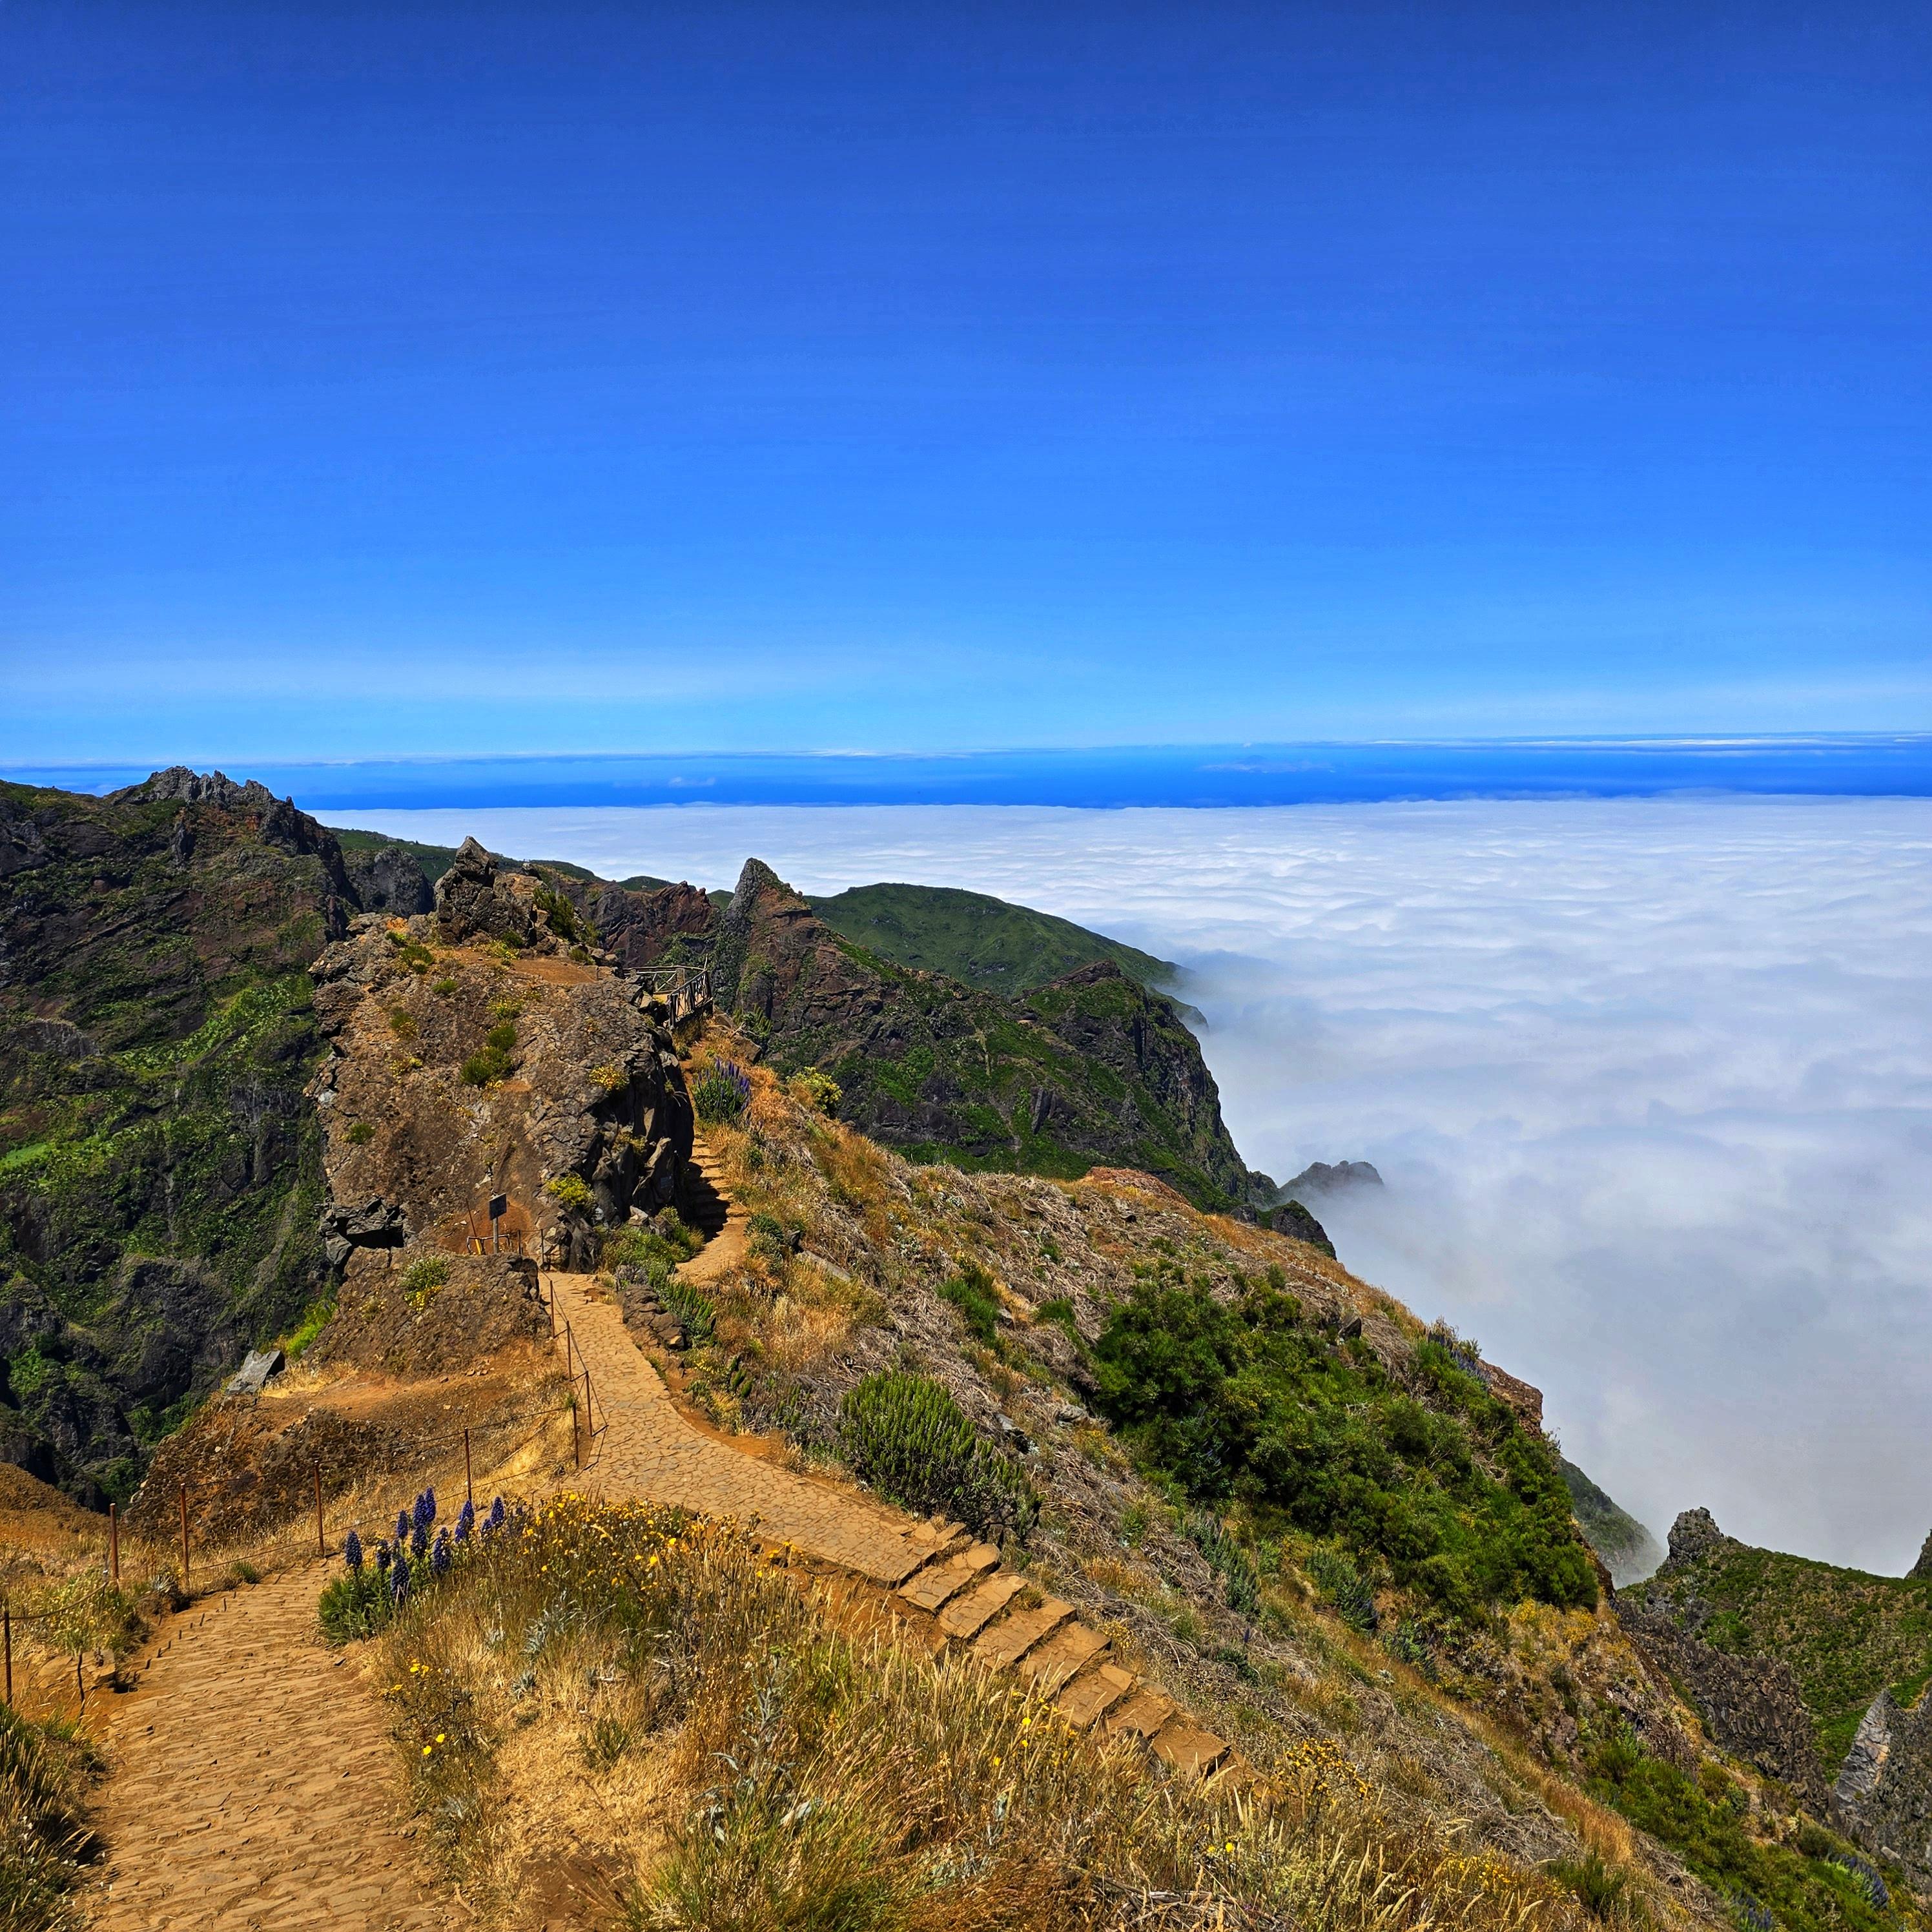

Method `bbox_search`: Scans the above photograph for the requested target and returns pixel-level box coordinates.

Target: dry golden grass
[347,1493,1608,1932]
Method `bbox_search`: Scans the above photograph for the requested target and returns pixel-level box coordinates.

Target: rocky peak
[1667,1506,1725,1565]
[1909,1529,1932,1581]
[126,766,277,810]
[434,836,540,947]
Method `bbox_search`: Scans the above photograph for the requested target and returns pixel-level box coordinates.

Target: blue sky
[5,1,1929,765]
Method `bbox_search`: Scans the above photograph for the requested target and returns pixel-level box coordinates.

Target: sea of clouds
[347,796,1932,1574]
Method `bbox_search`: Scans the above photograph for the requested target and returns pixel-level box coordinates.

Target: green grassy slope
[808,882,1175,994]
[329,826,464,881]
[1559,1458,1663,1585]
[1641,1534,1932,1766]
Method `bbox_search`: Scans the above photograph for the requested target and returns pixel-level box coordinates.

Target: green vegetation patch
[1091,1272,1596,1622]
[1643,1538,1932,1767]
[1588,1724,1904,1932]
[840,1371,1036,1543]
[808,881,1175,994]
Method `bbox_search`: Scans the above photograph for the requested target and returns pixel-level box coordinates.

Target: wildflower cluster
[692,1058,752,1125]
[317,1489,509,1644]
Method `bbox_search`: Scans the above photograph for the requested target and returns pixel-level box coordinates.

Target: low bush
[660,1280,716,1345]
[460,1020,517,1087]
[839,1372,1036,1542]
[400,1255,449,1310]
[544,1173,592,1213]
[0,1703,100,1931]
[692,1059,751,1125]
[1307,1546,1379,1633]
[787,1068,841,1116]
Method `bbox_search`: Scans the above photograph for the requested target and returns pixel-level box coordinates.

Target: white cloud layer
[351,797,1932,1573]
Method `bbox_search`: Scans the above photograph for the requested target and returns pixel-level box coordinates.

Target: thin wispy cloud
[349,796,1932,1572]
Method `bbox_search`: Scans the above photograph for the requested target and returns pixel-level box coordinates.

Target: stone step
[1056,1661,1135,1730]
[898,1545,998,1614]
[936,1572,1025,1641]
[1105,1685,1177,1745]
[1016,1619,1109,1696]
[972,1596,1073,1672]
[1149,1718,1231,1779]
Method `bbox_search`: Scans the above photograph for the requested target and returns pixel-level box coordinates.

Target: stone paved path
[85,1563,449,1931]
[553,1271,938,1585]
[549,1268,1234,1779]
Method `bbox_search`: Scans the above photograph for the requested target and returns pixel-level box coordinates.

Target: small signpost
[488,1193,508,1253]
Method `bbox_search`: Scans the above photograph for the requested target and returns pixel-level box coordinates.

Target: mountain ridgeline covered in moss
[807,881,1176,994]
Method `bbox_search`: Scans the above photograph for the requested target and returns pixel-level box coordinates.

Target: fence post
[4,1601,11,1707]
[572,1379,582,1472]
[464,1428,473,1508]
[108,1503,119,1587]
[314,1466,325,1558]
[583,1367,593,1444]
[565,1322,575,1381]
[179,1481,190,1595]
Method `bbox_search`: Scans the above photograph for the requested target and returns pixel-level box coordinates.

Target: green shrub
[533,883,582,943]
[603,1217,701,1277]
[461,1019,517,1085]
[387,1006,417,1038]
[318,1565,392,1643]
[788,1069,841,1116]
[401,1255,450,1309]
[661,1280,716,1345]
[345,1120,375,1145]
[1186,1512,1260,1617]
[545,1173,592,1212]
[938,1260,1000,1346]
[1033,1295,1080,1342]
[284,1293,334,1357]
[1550,1853,1629,1922]
[1307,1547,1379,1632]
[432,978,458,997]
[1091,1275,1595,1621]
[839,1372,1036,1542]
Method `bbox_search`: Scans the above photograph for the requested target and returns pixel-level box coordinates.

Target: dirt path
[85,1563,450,1931]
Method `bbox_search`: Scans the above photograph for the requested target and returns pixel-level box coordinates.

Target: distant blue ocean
[10,737,1932,811]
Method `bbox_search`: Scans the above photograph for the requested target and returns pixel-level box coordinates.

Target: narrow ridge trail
[553,1138,1235,1779]
[84,1563,448,1931]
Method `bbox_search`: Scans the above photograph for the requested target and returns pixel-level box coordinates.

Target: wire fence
[0,1271,609,1722]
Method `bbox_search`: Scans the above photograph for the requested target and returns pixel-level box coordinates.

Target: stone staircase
[548,1264,1234,1783]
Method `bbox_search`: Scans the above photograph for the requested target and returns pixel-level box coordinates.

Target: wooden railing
[630,963,714,1022]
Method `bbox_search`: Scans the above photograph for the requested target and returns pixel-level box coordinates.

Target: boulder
[433,838,535,946]
[1667,1506,1725,1565]
[225,1348,286,1396]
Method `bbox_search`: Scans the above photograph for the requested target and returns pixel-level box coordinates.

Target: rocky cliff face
[1834,1687,1932,1888]
[311,850,695,1274]
[0,773,493,1503]
[566,858,1262,1211]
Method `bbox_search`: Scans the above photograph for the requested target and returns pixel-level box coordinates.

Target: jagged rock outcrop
[1669,1506,1726,1564]
[1834,1688,1932,1887]
[1618,1588,1833,1811]
[1909,1530,1932,1581]
[1266,1198,1335,1255]
[579,878,716,972]
[1284,1158,1384,1198]
[311,912,694,1275]
[342,843,434,914]
[433,837,544,948]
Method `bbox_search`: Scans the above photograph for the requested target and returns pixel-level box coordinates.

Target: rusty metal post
[180,1481,190,1594]
[4,1602,12,1706]
[583,1367,593,1443]
[565,1322,575,1381]
[314,1466,325,1557]
[108,1503,119,1587]
[464,1428,473,1508]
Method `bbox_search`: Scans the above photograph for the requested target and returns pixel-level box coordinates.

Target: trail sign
[488,1193,508,1221]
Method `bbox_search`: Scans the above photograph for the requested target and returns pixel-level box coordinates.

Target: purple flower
[395,1508,411,1545]
[488,1496,506,1534]
[455,1499,475,1544]
[375,1539,391,1572]
[410,1517,429,1562]
[390,1561,410,1606]
[344,1529,364,1572]
[431,1528,452,1576]
[413,1488,437,1532]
